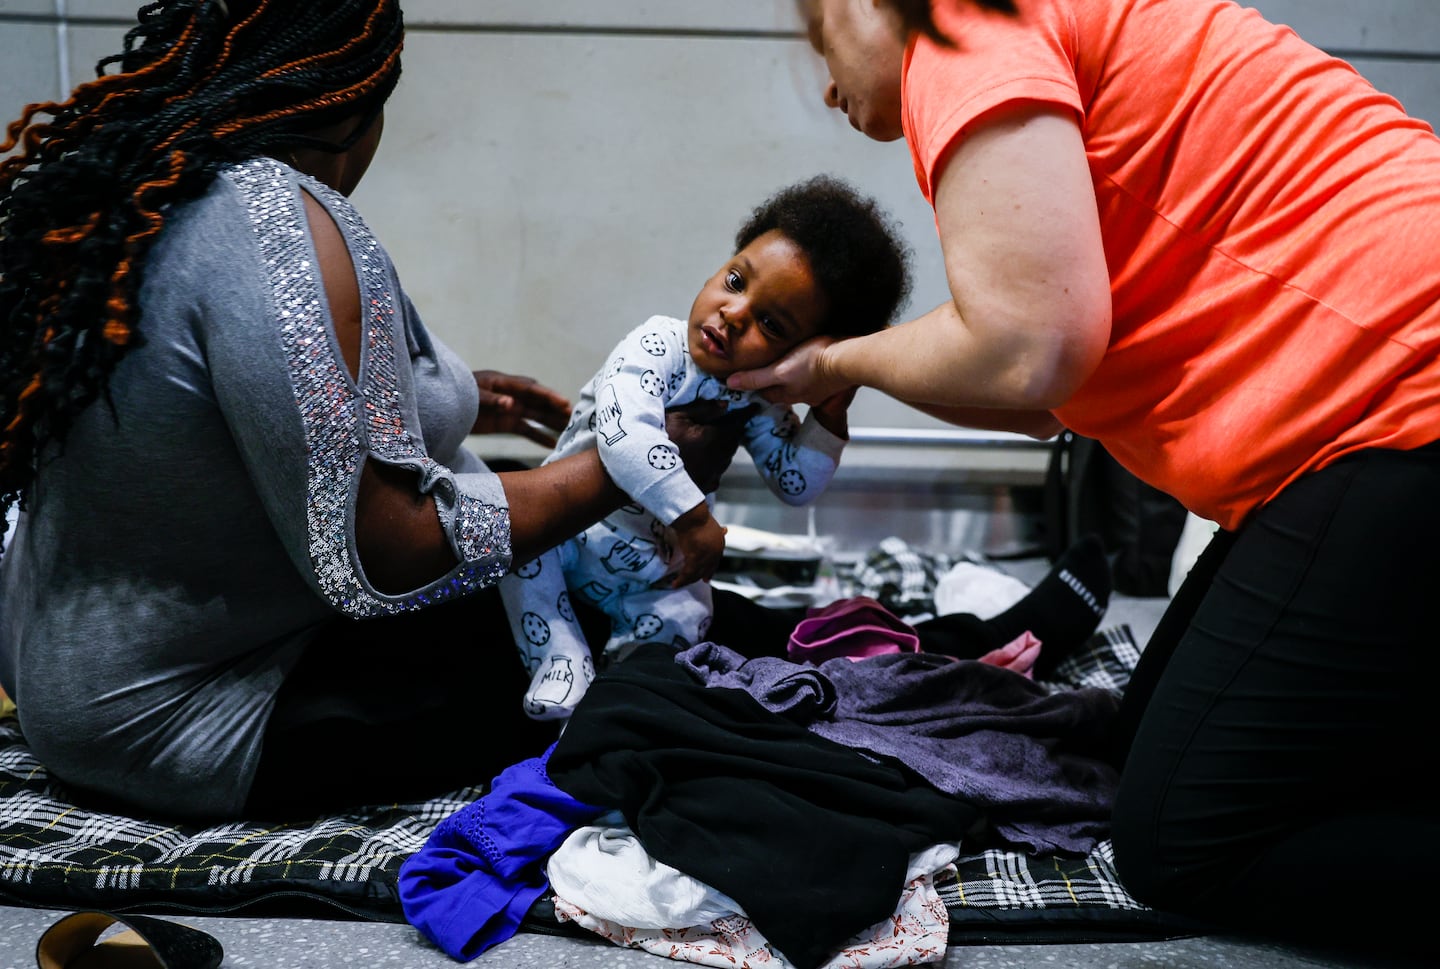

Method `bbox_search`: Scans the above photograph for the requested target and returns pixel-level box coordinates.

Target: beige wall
[2,0,1438,480]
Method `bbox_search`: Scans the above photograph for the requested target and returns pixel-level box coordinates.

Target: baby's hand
[667,502,727,588]
[808,386,859,439]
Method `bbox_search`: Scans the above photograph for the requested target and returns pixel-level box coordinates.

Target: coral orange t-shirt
[903,0,1440,529]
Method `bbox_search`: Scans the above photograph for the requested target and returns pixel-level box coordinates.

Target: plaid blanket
[0,624,1195,942]
[849,536,959,618]
[0,731,467,921]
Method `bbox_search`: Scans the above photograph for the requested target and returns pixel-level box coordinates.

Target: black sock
[914,611,1001,661]
[987,534,1111,677]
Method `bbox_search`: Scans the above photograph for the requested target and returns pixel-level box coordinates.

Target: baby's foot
[523,651,595,721]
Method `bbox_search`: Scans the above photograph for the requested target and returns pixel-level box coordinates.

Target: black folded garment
[546,643,981,969]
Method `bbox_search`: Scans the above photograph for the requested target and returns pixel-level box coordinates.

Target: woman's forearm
[498,450,626,564]
[820,298,1084,410]
[823,105,1113,412]
[355,451,624,594]
[901,398,1064,439]
[355,406,742,594]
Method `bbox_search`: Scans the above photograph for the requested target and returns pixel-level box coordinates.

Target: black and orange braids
[0,0,403,537]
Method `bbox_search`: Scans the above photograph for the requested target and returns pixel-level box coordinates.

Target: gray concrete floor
[0,903,1430,968]
[1,583,1425,968]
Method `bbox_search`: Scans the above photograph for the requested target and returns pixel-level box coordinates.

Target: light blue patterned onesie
[499,315,845,719]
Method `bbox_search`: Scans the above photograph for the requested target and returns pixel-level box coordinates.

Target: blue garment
[399,746,604,960]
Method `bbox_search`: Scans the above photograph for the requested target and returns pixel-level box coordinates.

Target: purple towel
[679,642,1120,854]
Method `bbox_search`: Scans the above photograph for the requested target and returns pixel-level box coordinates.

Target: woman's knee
[1110,785,1232,916]
[1107,715,1248,915]
[1109,772,1170,907]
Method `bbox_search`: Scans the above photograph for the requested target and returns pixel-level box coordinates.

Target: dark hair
[0,0,404,526]
[735,175,912,338]
[887,0,1018,47]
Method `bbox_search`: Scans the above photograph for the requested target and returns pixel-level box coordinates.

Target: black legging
[1110,442,1440,957]
[245,588,570,818]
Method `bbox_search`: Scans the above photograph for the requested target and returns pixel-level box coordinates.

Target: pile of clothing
[399,614,1122,969]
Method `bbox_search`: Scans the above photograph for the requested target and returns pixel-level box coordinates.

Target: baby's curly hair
[735,175,912,338]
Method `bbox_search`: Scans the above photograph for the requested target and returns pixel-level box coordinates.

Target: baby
[500,174,912,720]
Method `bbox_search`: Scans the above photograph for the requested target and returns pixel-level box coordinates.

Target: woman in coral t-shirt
[730,0,1440,955]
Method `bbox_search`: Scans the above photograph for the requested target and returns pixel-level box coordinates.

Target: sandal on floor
[35,910,223,969]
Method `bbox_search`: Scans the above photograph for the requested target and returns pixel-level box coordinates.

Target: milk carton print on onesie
[498,175,912,720]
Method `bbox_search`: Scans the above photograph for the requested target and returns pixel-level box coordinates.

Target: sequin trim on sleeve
[227,158,510,615]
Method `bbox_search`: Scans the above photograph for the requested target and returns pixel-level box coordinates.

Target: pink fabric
[786,597,921,665]
[976,631,1042,679]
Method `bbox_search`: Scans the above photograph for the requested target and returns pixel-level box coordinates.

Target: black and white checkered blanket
[0,624,1196,942]
[849,536,959,618]
[0,726,466,920]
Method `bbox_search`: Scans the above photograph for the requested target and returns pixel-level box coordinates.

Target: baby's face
[686,229,828,379]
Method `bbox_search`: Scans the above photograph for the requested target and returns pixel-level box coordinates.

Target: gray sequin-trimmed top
[0,158,511,819]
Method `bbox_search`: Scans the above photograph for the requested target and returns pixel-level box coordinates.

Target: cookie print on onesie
[633,613,664,640]
[647,445,679,471]
[520,611,551,647]
[640,369,666,397]
[778,468,807,497]
[764,441,800,476]
[515,611,548,673]
[640,331,668,356]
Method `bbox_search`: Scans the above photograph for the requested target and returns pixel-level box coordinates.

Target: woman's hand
[470,370,572,447]
[724,335,850,406]
[663,400,756,494]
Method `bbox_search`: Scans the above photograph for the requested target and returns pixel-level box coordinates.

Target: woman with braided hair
[0,0,739,821]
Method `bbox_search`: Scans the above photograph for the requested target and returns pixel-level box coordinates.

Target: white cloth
[552,843,959,969]
[546,820,744,927]
[932,561,1031,619]
[546,820,958,933]
[1168,511,1221,597]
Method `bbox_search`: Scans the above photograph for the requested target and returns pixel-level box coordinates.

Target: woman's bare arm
[302,189,629,593]
[901,401,1063,439]
[729,102,1111,414]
